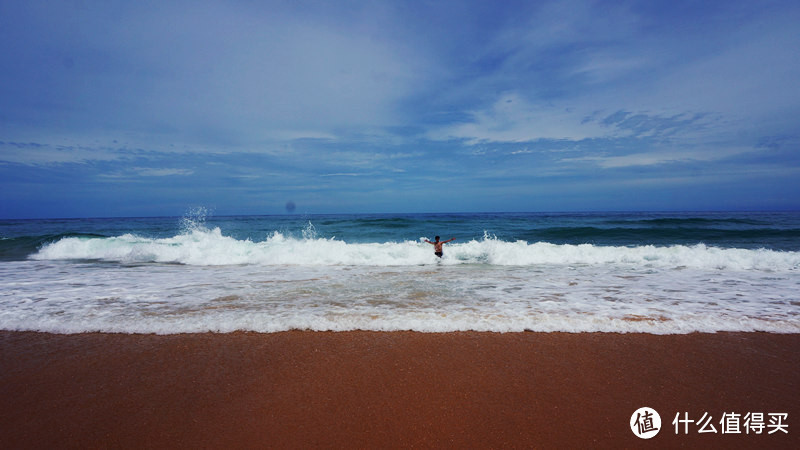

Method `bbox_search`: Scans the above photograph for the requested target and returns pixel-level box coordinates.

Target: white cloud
[268,130,338,141]
[428,93,615,143]
[569,53,650,85]
[0,142,129,165]
[134,168,193,177]
[321,173,362,177]
[96,167,195,179]
[510,148,534,155]
[639,19,800,130]
[559,145,751,169]
[426,1,800,147]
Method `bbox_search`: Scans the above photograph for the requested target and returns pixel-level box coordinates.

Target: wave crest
[29,227,800,271]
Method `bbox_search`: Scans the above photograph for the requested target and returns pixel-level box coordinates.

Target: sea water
[1,210,798,334]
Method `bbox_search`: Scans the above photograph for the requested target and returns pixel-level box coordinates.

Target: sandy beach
[1,331,797,448]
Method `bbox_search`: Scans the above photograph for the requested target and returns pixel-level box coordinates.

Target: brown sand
[1,331,797,449]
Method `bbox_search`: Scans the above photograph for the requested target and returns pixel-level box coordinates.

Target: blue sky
[1,0,799,218]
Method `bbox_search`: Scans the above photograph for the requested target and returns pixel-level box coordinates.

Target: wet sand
[1,331,798,448]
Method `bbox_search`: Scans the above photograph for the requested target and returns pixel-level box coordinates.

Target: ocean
[1,210,799,334]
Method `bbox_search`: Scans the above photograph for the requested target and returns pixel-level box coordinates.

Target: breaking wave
[30,226,800,272]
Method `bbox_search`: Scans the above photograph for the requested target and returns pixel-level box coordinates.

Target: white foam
[30,229,800,272]
[1,256,799,335]
[9,226,799,334]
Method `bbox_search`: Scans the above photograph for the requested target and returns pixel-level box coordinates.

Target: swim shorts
[435,251,443,257]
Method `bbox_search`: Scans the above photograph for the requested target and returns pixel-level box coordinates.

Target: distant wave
[523,226,800,245]
[601,217,768,226]
[320,217,416,228]
[0,233,108,261]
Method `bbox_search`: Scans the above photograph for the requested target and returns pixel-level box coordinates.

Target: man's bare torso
[426,237,455,256]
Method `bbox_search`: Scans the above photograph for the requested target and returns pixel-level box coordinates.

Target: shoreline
[2,330,798,448]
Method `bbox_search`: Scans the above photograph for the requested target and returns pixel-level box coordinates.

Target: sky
[1,0,799,218]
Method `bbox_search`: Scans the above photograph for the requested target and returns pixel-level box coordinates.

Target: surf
[6,211,800,336]
[29,226,800,271]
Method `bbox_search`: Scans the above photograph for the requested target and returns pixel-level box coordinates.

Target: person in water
[425,236,456,257]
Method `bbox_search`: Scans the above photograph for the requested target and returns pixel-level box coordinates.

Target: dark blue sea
[1,210,798,334]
